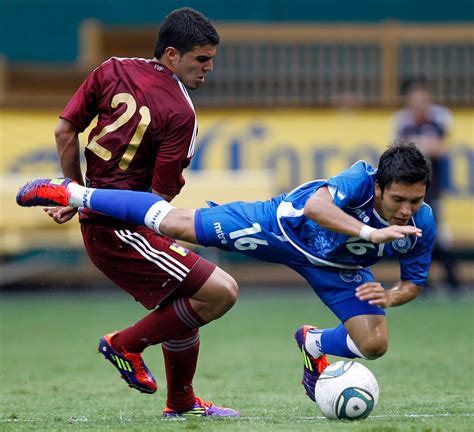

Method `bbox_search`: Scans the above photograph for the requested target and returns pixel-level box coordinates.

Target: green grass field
[1,288,473,431]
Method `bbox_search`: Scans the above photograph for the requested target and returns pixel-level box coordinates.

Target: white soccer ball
[314,360,379,420]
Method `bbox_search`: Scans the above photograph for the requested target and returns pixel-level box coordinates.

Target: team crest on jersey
[391,237,412,253]
[339,269,363,283]
[169,243,189,257]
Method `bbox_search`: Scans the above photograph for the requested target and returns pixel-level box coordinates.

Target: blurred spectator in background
[391,77,460,295]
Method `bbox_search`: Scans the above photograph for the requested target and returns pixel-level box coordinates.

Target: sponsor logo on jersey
[391,237,412,253]
[353,208,370,223]
[213,222,228,244]
[339,269,363,283]
[169,243,189,257]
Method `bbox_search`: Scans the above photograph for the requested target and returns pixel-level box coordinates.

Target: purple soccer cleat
[16,178,73,207]
[98,332,157,394]
[294,325,330,402]
[162,397,240,418]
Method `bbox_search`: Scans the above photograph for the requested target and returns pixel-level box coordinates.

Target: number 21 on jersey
[86,93,151,170]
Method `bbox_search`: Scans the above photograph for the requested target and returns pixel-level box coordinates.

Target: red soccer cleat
[98,332,157,394]
[16,178,72,207]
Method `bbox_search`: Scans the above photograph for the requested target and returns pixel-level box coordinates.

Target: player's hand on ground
[355,282,393,308]
[43,206,77,224]
[369,225,422,244]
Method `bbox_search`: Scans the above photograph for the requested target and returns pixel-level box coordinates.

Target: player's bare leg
[16,179,240,415]
[160,208,198,243]
[187,267,238,322]
[343,315,388,359]
[161,267,239,418]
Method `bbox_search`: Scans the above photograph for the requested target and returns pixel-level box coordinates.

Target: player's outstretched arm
[355,280,422,308]
[47,118,85,224]
[368,225,422,244]
[304,187,422,243]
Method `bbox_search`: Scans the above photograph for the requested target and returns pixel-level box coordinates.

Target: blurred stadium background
[0,0,472,291]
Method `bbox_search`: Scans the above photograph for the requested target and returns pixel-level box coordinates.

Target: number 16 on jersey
[229,224,269,251]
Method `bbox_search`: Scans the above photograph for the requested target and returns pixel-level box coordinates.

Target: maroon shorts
[81,219,215,310]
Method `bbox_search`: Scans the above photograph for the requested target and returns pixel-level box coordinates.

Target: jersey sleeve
[152,110,195,196]
[60,67,101,132]
[399,210,437,286]
[325,161,376,209]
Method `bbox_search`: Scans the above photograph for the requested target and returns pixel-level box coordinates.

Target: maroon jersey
[61,57,197,196]
[61,57,215,307]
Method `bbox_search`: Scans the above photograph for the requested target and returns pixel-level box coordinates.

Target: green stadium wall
[1,0,473,62]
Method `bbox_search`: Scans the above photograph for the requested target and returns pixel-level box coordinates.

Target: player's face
[407,89,430,120]
[171,44,217,90]
[374,181,426,225]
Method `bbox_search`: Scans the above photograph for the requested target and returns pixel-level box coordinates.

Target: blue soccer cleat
[98,332,157,394]
[16,178,73,207]
[294,325,330,402]
[162,397,239,418]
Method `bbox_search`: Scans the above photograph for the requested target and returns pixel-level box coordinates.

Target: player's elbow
[54,119,78,143]
[303,199,323,222]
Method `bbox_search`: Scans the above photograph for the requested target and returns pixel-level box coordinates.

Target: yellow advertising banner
[1,108,473,243]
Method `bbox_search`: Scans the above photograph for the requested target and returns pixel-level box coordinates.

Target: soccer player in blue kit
[17,143,436,402]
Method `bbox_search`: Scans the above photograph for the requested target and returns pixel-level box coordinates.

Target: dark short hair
[154,7,219,58]
[377,142,431,193]
[400,76,431,95]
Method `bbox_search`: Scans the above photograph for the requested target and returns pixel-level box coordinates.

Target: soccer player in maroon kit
[45,8,239,418]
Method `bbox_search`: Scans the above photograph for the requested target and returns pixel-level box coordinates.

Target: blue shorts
[195,198,385,322]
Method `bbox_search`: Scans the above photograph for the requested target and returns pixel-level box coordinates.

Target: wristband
[359,225,376,241]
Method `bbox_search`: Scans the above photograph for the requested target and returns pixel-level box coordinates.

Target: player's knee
[217,274,239,313]
[358,336,388,360]
[193,270,239,321]
[207,276,239,320]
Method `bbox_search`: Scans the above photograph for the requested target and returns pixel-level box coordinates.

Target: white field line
[241,413,474,421]
[1,413,474,423]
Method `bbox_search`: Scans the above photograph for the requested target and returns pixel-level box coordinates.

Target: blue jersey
[84,159,436,321]
[277,161,436,285]
[195,160,436,319]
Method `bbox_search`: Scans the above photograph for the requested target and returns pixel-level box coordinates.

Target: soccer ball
[314,360,379,420]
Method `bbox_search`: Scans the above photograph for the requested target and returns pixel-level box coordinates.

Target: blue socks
[89,189,164,226]
[320,324,364,359]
